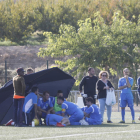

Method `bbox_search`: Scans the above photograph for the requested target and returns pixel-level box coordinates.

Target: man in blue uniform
[22,86,38,126]
[57,96,84,125]
[46,114,70,127]
[37,91,53,125]
[84,97,102,125]
[118,68,135,123]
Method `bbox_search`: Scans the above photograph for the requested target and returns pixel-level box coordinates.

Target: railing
[68,90,139,112]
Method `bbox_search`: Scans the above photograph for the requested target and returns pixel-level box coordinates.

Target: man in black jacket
[79,67,98,105]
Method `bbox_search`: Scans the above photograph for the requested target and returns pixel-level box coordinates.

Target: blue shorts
[46,114,63,126]
[120,98,134,107]
[120,93,134,107]
[85,117,102,125]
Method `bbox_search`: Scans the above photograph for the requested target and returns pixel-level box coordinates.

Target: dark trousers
[22,107,35,126]
[13,98,25,126]
[83,96,96,106]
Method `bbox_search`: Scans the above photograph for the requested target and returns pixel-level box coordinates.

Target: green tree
[38,11,140,85]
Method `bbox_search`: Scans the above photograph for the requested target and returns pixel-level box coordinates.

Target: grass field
[1,112,140,140]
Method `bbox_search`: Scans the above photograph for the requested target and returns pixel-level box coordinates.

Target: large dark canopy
[0,67,75,125]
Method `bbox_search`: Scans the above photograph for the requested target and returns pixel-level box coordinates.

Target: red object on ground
[56,122,64,127]
[5,119,14,126]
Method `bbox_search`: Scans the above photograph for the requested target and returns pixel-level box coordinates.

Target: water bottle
[32,120,35,127]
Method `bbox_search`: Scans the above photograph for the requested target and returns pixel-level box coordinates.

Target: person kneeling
[57,96,84,125]
[46,114,70,127]
[37,91,53,125]
[83,97,102,125]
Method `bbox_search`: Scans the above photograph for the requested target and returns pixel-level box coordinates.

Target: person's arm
[21,77,26,95]
[125,76,132,88]
[61,103,67,117]
[47,100,54,114]
[38,106,47,113]
[84,106,93,118]
[79,77,85,93]
[137,77,140,88]
[34,104,38,119]
[97,80,105,90]
[118,78,128,90]
[46,107,53,115]
[33,95,38,119]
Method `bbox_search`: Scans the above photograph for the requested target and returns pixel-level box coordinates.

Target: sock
[130,106,135,120]
[121,109,125,121]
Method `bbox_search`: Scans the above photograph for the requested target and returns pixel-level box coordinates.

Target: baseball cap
[17,67,25,73]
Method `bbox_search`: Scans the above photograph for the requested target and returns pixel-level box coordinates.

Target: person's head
[88,67,95,77]
[99,71,109,80]
[27,68,34,75]
[123,68,129,76]
[85,97,94,107]
[57,90,63,97]
[57,96,64,105]
[17,67,25,76]
[43,91,50,101]
[31,86,38,95]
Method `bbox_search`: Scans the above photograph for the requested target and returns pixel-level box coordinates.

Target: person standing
[26,68,34,75]
[97,71,114,123]
[118,68,135,123]
[79,67,98,105]
[13,67,26,127]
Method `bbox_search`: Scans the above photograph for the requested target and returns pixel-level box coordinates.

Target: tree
[38,11,140,85]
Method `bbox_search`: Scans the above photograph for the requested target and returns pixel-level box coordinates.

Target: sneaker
[56,122,64,127]
[5,119,14,126]
[107,121,113,123]
[132,120,136,124]
[79,119,89,125]
[119,120,125,123]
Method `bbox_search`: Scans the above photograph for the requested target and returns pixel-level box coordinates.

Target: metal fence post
[117,91,120,112]
[75,91,77,104]
[47,60,48,69]
[5,60,7,83]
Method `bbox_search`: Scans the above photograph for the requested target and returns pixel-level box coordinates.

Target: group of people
[79,67,135,124]
[6,66,137,127]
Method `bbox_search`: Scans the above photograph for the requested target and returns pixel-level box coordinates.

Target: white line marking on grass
[23,130,140,140]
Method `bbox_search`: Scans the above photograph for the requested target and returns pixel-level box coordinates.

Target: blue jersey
[118,77,133,99]
[23,92,37,113]
[85,104,101,121]
[62,101,81,115]
[81,106,89,112]
[37,97,53,111]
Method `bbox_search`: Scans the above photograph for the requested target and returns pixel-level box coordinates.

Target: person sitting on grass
[46,114,70,127]
[37,91,53,125]
[57,96,84,125]
[22,86,39,126]
[83,97,102,125]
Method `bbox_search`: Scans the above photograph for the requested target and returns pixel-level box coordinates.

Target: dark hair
[31,86,38,93]
[27,68,33,72]
[88,67,94,72]
[43,91,50,96]
[57,96,64,101]
[57,90,63,96]
[86,97,94,103]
